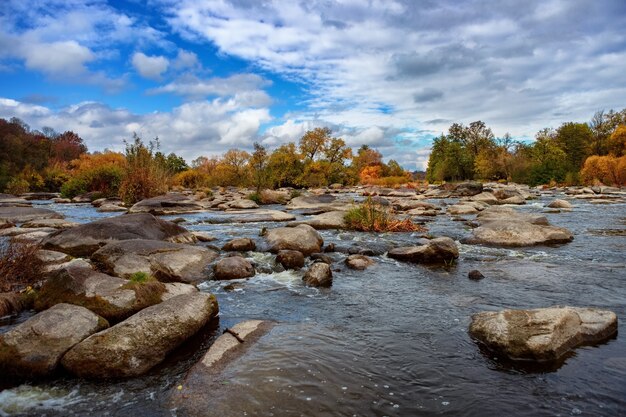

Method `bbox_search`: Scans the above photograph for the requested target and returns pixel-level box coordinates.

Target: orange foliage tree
[581,155,626,186]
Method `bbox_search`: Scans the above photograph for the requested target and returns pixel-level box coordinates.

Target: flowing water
[1,194,625,416]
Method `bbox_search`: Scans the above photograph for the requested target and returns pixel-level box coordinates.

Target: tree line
[426,109,626,186]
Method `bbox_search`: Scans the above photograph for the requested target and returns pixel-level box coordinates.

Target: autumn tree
[299,127,331,161]
[267,143,303,188]
[607,125,626,157]
[249,142,269,194]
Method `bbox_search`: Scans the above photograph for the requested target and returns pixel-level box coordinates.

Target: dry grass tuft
[0,241,45,293]
[344,197,425,233]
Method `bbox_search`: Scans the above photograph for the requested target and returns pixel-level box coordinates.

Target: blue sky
[1,0,625,169]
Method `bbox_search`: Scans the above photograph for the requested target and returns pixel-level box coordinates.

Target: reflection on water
[1,194,625,416]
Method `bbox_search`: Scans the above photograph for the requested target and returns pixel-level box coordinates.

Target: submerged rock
[91,239,218,284]
[468,270,485,280]
[61,293,218,379]
[213,256,255,280]
[387,237,459,264]
[265,224,323,256]
[303,263,332,287]
[42,213,196,257]
[469,306,618,361]
[0,304,107,378]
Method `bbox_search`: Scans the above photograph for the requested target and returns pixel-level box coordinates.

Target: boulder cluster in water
[0,181,622,385]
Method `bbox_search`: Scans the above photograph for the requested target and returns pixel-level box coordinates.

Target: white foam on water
[0,385,83,416]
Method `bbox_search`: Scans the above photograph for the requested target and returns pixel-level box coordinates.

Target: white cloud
[131,52,169,80]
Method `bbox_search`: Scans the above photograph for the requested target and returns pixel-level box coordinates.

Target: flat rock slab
[464,220,574,247]
[42,213,196,257]
[170,320,274,410]
[0,303,107,378]
[129,193,204,215]
[21,218,79,229]
[205,209,295,224]
[0,206,64,223]
[62,293,219,379]
[290,210,347,230]
[91,239,218,284]
[470,306,618,362]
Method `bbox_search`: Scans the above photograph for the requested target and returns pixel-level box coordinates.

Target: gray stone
[345,254,375,270]
[42,213,195,257]
[276,250,305,269]
[213,256,255,280]
[387,237,459,264]
[129,193,204,215]
[61,293,218,378]
[92,239,218,284]
[470,306,618,361]
[222,238,256,252]
[265,224,323,256]
[0,304,107,377]
[0,206,63,223]
[303,263,332,287]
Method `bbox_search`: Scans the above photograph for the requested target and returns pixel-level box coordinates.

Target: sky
[0,0,625,170]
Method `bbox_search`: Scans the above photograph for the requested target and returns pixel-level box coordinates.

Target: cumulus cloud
[131,52,169,80]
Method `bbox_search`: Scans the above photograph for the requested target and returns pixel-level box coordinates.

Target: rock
[499,195,526,205]
[345,254,375,270]
[387,237,459,264]
[465,220,574,247]
[303,263,332,287]
[129,193,204,215]
[476,206,549,225]
[454,182,483,197]
[97,203,127,212]
[286,194,345,211]
[0,206,64,223]
[171,320,274,410]
[21,218,78,229]
[0,304,108,378]
[547,199,573,209]
[91,239,218,284]
[447,204,479,215]
[42,213,195,257]
[275,250,305,269]
[469,306,618,362]
[312,253,335,265]
[290,211,347,230]
[222,238,256,252]
[213,256,255,280]
[36,249,73,265]
[225,199,259,209]
[392,199,437,211]
[469,192,498,205]
[468,270,485,280]
[35,263,165,322]
[265,224,323,256]
[206,209,296,224]
[192,231,216,242]
[52,198,72,204]
[161,282,198,301]
[20,192,60,201]
[61,293,218,379]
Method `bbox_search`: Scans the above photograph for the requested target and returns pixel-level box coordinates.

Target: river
[0,192,625,416]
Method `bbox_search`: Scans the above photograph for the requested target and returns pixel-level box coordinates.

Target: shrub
[5,178,30,195]
[247,192,261,204]
[344,197,425,232]
[173,169,211,189]
[60,164,124,198]
[119,135,170,205]
[0,241,44,292]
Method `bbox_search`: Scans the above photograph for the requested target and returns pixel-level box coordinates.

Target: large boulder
[0,206,63,223]
[265,224,323,256]
[213,256,255,280]
[0,304,108,377]
[91,239,218,284]
[453,182,483,197]
[35,264,165,322]
[387,237,459,264]
[42,213,195,257]
[470,306,618,361]
[303,263,332,287]
[61,293,218,379]
[476,206,549,225]
[286,194,345,212]
[290,211,347,230]
[129,193,204,215]
[224,199,259,210]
